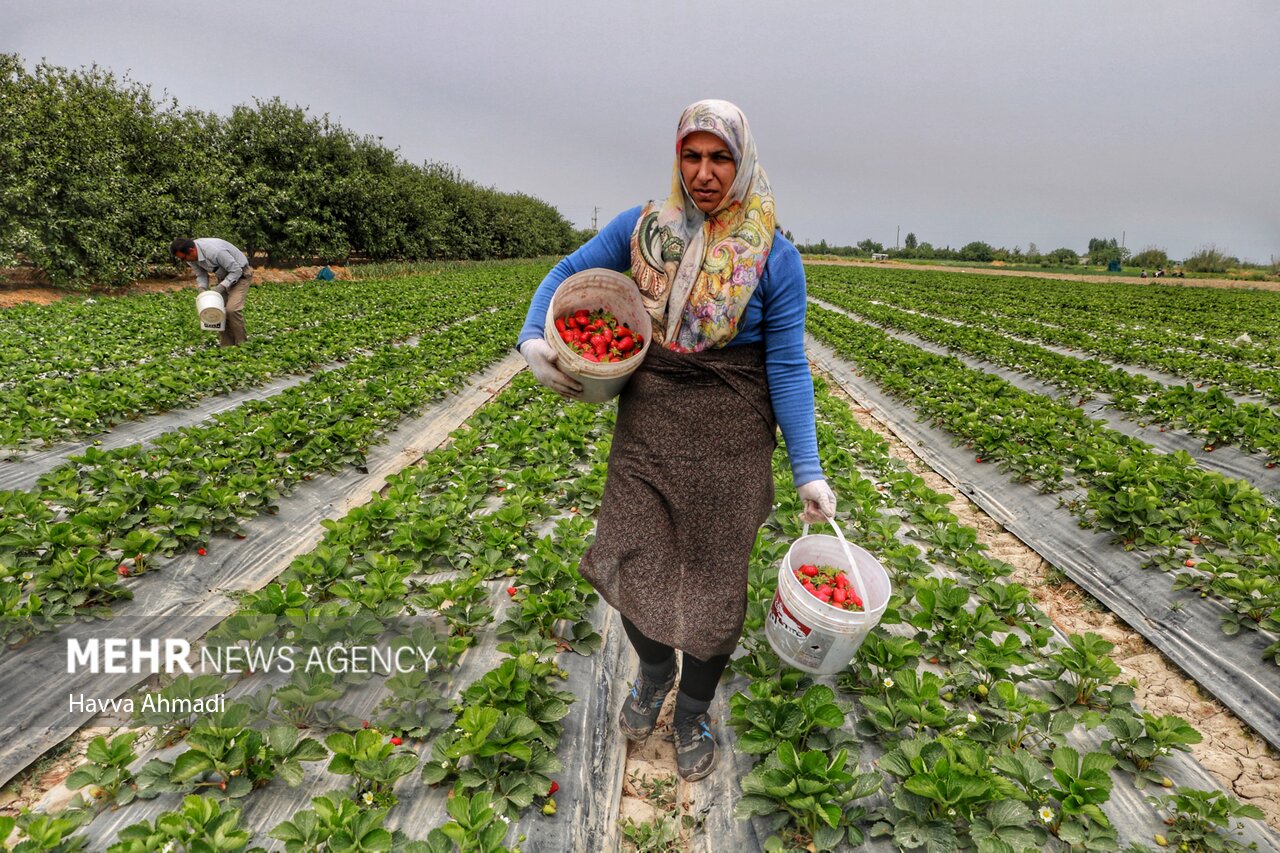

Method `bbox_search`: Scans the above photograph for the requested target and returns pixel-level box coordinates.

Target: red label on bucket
[769,594,811,638]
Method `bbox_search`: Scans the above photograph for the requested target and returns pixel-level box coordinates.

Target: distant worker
[171,238,253,347]
[1140,270,1147,278]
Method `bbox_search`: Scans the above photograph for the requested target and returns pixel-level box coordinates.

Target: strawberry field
[1,261,1278,852]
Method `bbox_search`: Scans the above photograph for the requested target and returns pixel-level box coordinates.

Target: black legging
[621,615,731,703]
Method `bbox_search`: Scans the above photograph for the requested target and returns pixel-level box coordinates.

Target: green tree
[903,232,918,250]
[960,241,994,262]
[1047,247,1079,265]
[1129,246,1169,269]
[1087,237,1129,267]
[857,238,884,255]
[1183,244,1237,273]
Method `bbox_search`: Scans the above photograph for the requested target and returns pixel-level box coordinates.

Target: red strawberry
[390,736,403,746]
[616,336,634,353]
[507,586,518,597]
[574,309,589,326]
[833,588,847,605]
[975,457,983,463]
[218,781,227,791]
[362,720,370,729]
[197,548,207,556]
[118,564,130,576]
[549,780,559,795]
[555,317,567,334]
[1185,559,1195,568]
[800,564,818,578]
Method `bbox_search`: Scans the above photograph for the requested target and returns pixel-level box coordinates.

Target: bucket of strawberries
[765,519,892,675]
[544,269,653,402]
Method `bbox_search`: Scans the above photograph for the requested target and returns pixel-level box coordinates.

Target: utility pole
[896,225,900,250]
[592,207,600,232]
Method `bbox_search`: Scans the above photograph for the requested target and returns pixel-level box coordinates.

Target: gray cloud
[4,0,1277,261]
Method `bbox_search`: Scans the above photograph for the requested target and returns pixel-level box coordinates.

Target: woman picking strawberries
[517,99,835,781]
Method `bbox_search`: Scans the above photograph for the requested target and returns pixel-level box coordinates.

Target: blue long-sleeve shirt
[518,205,823,487]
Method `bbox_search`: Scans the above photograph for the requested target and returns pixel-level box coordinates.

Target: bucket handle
[801,519,870,610]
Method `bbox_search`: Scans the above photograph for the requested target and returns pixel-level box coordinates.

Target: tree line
[796,233,1261,274]
[0,54,588,288]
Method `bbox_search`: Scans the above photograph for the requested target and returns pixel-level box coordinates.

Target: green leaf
[170,750,213,783]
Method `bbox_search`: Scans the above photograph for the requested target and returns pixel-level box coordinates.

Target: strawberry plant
[727,682,849,754]
[64,732,140,807]
[325,727,418,809]
[1102,708,1203,788]
[106,795,252,853]
[421,791,517,853]
[736,742,881,851]
[7,810,90,852]
[1155,788,1267,853]
[1046,746,1118,847]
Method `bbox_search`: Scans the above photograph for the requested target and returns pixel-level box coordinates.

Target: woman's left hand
[797,479,836,525]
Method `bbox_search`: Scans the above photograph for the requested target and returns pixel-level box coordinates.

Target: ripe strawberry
[390,736,403,746]
[1185,559,1195,568]
[548,780,559,795]
[833,588,847,605]
[507,586,518,597]
[197,548,207,556]
[117,564,130,576]
[800,564,818,578]
[362,720,370,729]
[1267,462,1276,469]
[218,781,227,791]
[975,457,983,463]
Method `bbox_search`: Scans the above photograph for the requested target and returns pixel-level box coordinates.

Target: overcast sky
[4,0,1278,262]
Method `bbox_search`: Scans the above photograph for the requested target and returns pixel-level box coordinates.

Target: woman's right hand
[520,339,584,399]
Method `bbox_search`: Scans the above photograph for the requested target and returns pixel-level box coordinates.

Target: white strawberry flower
[966,712,977,724]
[1039,806,1055,823]
[882,677,894,689]
[362,791,374,805]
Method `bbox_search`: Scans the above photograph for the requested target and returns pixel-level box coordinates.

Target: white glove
[520,339,583,398]
[797,479,836,525]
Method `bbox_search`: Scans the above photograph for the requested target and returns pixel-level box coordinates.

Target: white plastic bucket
[196,290,226,331]
[765,520,892,674]
[544,269,653,403]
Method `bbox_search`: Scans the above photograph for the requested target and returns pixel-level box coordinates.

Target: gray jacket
[189,238,252,291]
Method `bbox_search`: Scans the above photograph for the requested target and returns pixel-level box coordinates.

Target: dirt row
[0,266,353,309]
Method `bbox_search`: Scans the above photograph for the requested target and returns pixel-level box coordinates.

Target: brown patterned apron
[579,343,776,660]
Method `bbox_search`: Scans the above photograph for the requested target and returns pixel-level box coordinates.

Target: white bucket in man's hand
[544,269,652,403]
[196,290,226,331]
[766,520,892,674]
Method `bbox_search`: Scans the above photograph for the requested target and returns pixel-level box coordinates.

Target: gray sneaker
[618,667,676,742]
[673,712,716,781]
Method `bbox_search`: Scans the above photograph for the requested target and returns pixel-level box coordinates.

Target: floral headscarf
[630,99,776,352]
